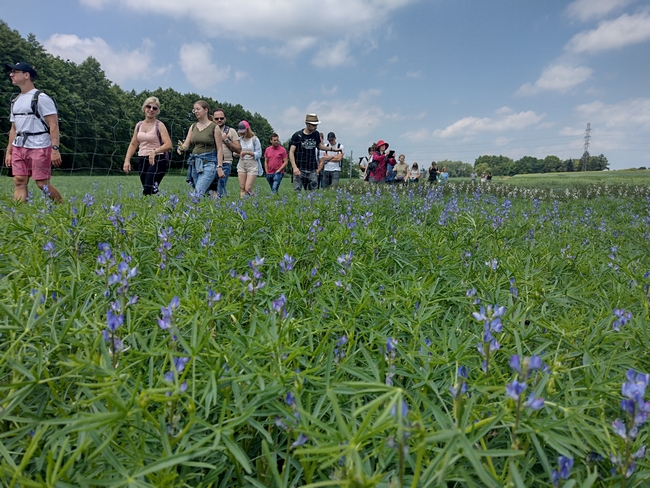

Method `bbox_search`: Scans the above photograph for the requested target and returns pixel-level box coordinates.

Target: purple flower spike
[524,394,544,411]
[632,445,646,459]
[106,310,124,332]
[506,380,527,401]
[612,418,627,439]
[458,365,468,379]
[509,355,521,373]
[291,433,309,448]
[285,392,296,408]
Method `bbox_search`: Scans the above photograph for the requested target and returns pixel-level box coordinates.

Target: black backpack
[10,90,56,142]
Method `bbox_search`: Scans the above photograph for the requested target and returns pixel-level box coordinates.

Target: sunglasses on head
[145,104,159,111]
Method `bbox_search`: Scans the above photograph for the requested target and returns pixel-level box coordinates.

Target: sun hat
[305,114,320,125]
[4,61,37,78]
[237,120,250,134]
[376,139,389,149]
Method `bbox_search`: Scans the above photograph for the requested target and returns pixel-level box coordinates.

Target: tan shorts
[237,158,258,175]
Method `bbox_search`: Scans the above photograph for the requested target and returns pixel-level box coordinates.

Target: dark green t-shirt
[191,122,217,155]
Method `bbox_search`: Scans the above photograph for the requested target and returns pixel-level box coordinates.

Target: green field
[1,172,650,486]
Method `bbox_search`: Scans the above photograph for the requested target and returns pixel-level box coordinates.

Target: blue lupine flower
[524,393,544,411]
[106,310,124,332]
[173,356,190,373]
[43,241,55,257]
[390,399,409,418]
[272,294,287,313]
[506,380,527,401]
[291,433,308,448]
[450,382,468,399]
[274,416,289,430]
[458,365,468,379]
[613,308,633,331]
[612,418,627,439]
[551,455,573,487]
[285,392,296,408]
[279,254,295,273]
[207,288,222,307]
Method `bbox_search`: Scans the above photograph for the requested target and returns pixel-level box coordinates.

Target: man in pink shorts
[4,62,63,203]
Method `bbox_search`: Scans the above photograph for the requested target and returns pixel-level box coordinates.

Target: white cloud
[405,70,422,79]
[566,12,650,53]
[313,40,354,68]
[494,137,512,146]
[515,64,593,96]
[574,97,650,128]
[559,126,586,137]
[179,42,230,90]
[432,107,545,139]
[78,0,418,56]
[321,85,339,96]
[42,34,169,84]
[387,55,399,63]
[565,0,634,22]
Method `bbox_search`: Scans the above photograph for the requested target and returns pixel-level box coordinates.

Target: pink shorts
[11,146,52,181]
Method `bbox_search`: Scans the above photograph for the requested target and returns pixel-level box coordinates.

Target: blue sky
[3,0,650,169]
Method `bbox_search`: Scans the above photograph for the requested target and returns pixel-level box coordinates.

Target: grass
[0,172,649,486]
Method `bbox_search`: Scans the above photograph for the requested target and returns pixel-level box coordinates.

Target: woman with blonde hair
[177,100,224,197]
[123,96,173,195]
[236,120,262,197]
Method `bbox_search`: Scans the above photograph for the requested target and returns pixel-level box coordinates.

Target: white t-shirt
[323,143,343,172]
[10,89,57,148]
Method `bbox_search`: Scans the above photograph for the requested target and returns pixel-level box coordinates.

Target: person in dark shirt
[289,114,342,191]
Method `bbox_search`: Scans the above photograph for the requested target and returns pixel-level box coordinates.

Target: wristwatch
[52,145,59,151]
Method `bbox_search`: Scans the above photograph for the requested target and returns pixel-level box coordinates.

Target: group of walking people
[6,59,443,202]
[123,97,274,198]
[359,142,449,185]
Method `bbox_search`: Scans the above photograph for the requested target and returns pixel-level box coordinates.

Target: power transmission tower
[581,123,591,171]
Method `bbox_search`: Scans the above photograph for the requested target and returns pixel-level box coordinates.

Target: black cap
[327,132,336,140]
[5,62,38,78]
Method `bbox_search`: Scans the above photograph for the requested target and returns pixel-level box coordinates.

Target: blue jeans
[293,170,318,191]
[266,172,283,193]
[188,151,217,196]
[209,162,232,197]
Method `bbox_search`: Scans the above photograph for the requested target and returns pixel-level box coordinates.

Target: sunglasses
[214,117,225,121]
[145,104,159,111]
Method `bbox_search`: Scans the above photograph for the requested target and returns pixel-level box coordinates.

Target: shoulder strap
[32,90,50,133]
[155,120,163,146]
[136,121,143,132]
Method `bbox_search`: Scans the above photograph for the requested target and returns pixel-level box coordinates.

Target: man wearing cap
[289,114,342,191]
[209,108,241,197]
[318,132,344,189]
[4,62,63,203]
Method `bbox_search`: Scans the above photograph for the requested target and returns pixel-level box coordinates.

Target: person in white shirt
[4,61,62,203]
[319,132,343,189]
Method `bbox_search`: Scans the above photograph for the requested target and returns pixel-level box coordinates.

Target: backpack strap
[12,90,51,147]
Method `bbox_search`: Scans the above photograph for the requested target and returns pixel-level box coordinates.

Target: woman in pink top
[123,96,173,195]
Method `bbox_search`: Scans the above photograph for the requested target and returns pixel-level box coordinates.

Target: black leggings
[139,155,168,195]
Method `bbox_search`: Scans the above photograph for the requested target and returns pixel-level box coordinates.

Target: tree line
[473,153,608,176]
[0,21,274,174]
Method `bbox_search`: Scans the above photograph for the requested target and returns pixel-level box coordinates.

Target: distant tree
[513,156,542,175]
[543,155,563,173]
[587,154,608,171]
[474,162,490,175]
[438,159,472,177]
[474,155,514,175]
